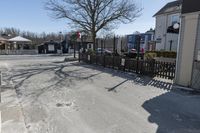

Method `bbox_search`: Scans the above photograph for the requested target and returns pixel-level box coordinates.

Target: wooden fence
[80,53,176,79]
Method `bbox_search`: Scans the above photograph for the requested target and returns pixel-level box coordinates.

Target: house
[154,0,182,51]
[175,0,200,90]
[81,35,93,50]
[127,31,155,53]
[38,40,61,54]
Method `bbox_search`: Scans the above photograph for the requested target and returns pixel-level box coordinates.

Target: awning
[9,36,31,42]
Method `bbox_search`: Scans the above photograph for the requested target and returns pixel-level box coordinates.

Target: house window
[171,15,179,25]
[48,44,55,51]
[128,36,133,42]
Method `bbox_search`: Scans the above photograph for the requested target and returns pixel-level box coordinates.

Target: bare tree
[45,0,141,49]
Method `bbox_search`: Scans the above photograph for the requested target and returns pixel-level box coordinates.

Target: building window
[171,15,179,25]
[48,44,55,51]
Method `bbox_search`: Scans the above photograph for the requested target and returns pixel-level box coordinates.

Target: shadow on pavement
[142,91,200,133]
[5,61,200,132]
[72,62,173,92]
[72,62,200,133]
[10,62,102,100]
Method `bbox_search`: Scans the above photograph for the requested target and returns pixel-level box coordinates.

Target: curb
[173,85,200,94]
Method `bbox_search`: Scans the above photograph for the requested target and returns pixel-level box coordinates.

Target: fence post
[96,54,97,65]
[112,56,114,69]
[78,43,81,62]
[0,71,2,86]
[150,59,155,76]
[103,55,105,67]
[0,71,2,103]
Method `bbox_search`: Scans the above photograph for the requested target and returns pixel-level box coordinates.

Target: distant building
[154,0,182,51]
[127,31,155,54]
[38,40,61,54]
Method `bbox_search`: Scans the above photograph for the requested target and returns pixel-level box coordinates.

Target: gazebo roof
[9,36,31,42]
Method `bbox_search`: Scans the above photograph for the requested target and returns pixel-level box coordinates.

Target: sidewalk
[0,87,27,133]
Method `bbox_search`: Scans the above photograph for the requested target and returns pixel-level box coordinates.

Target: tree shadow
[73,62,173,92]
[10,62,102,102]
[73,62,200,132]
[142,91,200,133]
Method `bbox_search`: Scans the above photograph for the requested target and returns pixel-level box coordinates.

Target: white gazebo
[9,36,31,42]
[8,36,32,50]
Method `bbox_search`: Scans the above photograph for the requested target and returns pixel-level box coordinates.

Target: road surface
[0,55,200,133]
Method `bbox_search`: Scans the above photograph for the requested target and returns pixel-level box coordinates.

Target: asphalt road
[0,55,200,133]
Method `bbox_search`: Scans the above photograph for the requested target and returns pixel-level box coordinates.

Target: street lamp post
[136,34,141,74]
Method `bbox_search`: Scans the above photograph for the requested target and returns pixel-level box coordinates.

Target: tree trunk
[92,31,96,51]
[74,42,76,58]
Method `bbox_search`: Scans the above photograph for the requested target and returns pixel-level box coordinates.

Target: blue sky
[0,0,174,35]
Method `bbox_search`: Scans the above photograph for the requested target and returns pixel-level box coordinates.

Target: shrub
[86,49,95,55]
[145,51,177,59]
[145,52,157,59]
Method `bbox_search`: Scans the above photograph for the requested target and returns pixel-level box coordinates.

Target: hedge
[145,51,177,59]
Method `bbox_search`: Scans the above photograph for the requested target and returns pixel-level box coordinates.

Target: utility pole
[136,35,141,74]
[113,35,116,54]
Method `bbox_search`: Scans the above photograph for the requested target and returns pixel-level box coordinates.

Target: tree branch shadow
[11,63,102,102]
[73,62,173,92]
